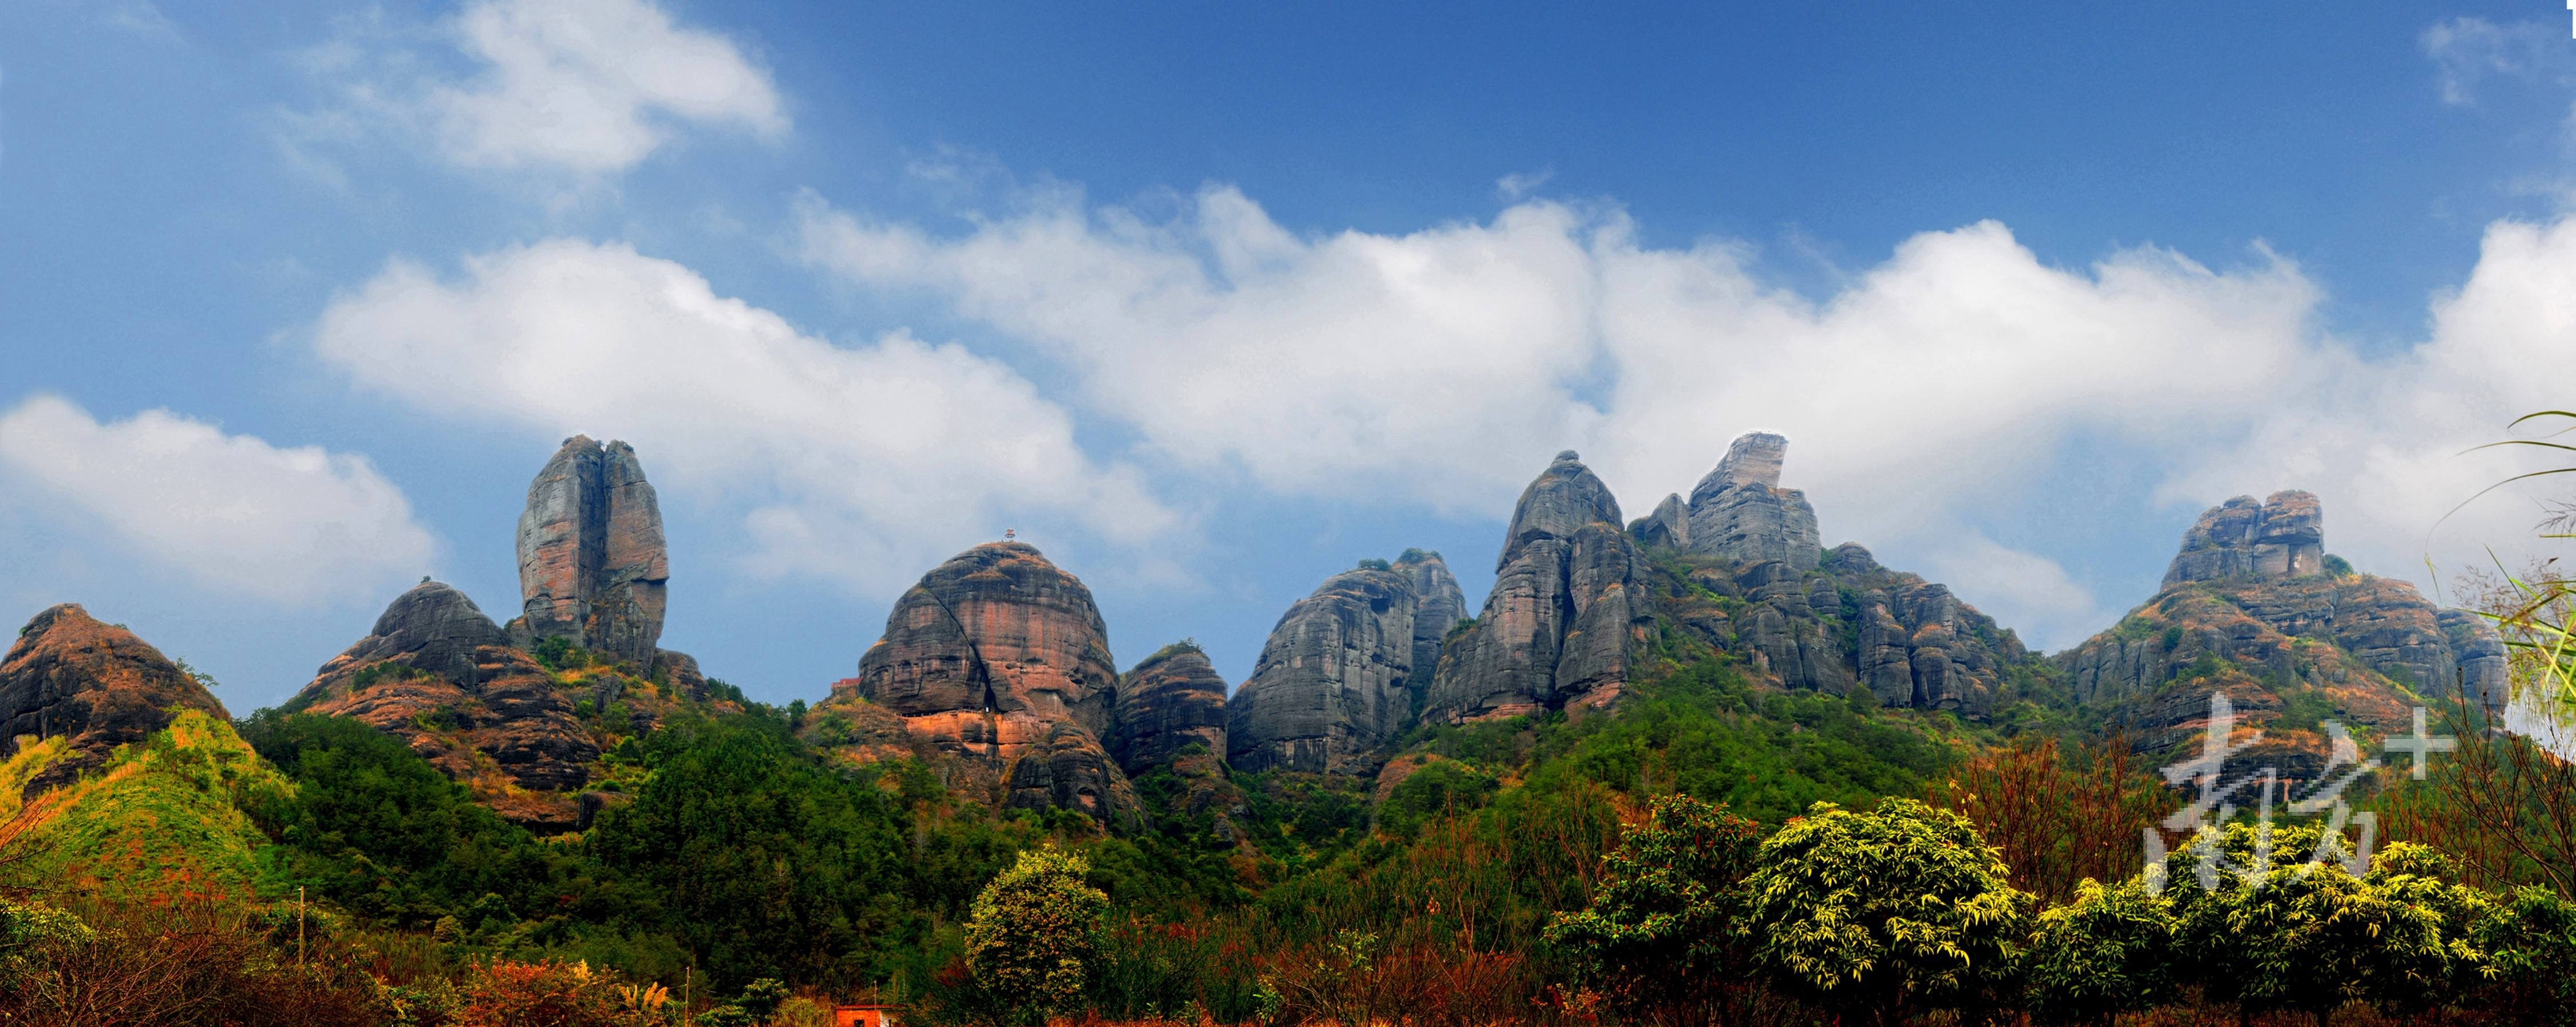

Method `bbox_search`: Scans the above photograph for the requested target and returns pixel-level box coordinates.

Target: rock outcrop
[1112,643,1229,775]
[1394,550,1465,710]
[1685,433,1821,571]
[2163,491,2325,586]
[1229,566,1421,773]
[513,436,693,678]
[1426,452,1654,723]
[1,605,229,796]
[2069,492,2510,712]
[1630,493,1691,550]
[294,582,599,830]
[828,542,1141,826]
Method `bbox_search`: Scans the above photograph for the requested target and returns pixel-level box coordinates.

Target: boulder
[0,604,230,797]
[1228,566,1419,774]
[514,436,673,672]
[1427,452,1653,722]
[1113,644,1228,775]
[833,542,1140,826]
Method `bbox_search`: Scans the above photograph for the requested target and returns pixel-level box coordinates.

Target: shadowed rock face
[1,604,230,797]
[1630,493,1690,550]
[516,436,670,670]
[1426,452,1653,723]
[1394,551,1465,706]
[1228,567,1420,774]
[1112,645,1228,775]
[2069,491,2510,720]
[294,582,598,830]
[1686,433,1821,571]
[835,542,1140,826]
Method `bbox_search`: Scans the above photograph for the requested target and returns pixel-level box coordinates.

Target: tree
[1543,795,1761,1022]
[2470,884,2576,1023]
[963,847,1111,1022]
[2023,877,2175,1026]
[1743,799,2033,1026]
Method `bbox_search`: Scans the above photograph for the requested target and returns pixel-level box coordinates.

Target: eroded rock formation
[2069,492,2508,712]
[1425,451,1654,723]
[294,582,599,830]
[1394,550,1465,709]
[1113,643,1228,775]
[1228,566,1421,773]
[828,542,1141,826]
[1686,433,1821,571]
[1,604,229,796]
[514,436,684,674]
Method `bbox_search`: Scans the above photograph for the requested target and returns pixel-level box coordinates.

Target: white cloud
[292,0,784,178]
[310,239,1179,596]
[2421,17,2568,107]
[796,181,2576,647]
[0,396,438,605]
[1916,532,2105,653]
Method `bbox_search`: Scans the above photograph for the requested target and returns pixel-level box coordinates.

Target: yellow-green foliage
[0,710,289,902]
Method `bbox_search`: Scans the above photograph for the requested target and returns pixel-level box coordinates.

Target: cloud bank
[796,183,2574,648]
[0,396,438,605]
[310,239,1179,596]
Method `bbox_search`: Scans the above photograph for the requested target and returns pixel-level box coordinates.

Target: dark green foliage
[2473,884,2576,1018]
[236,712,582,931]
[1355,558,1392,572]
[1373,760,1498,840]
[527,635,592,672]
[583,714,912,991]
[346,661,431,692]
[700,677,749,704]
[2025,877,2174,1025]
[2323,553,2356,576]
[1398,547,1438,563]
[1543,796,1760,1021]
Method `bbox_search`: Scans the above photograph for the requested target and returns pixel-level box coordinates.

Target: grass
[0,710,290,902]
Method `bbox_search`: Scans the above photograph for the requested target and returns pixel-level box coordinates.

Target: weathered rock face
[514,436,671,671]
[0,605,230,796]
[833,542,1140,826]
[295,582,599,830]
[1394,550,1466,706]
[1629,493,1691,550]
[1112,645,1228,775]
[2067,491,2509,738]
[2163,490,2325,586]
[1427,452,1654,723]
[1229,567,1420,774]
[1686,433,1822,571]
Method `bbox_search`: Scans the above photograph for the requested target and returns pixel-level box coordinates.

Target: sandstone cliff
[513,435,698,684]
[1,604,230,797]
[1395,550,1467,710]
[823,542,1141,827]
[1228,566,1421,773]
[294,581,601,830]
[1425,451,1655,723]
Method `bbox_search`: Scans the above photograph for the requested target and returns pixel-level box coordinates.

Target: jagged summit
[1685,432,1822,570]
[2163,489,2325,586]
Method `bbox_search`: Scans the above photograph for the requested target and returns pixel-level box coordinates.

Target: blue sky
[6,0,2575,712]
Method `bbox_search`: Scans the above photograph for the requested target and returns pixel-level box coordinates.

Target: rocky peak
[1228,565,1421,774]
[2,604,229,796]
[293,581,600,830]
[1112,643,1228,775]
[1684,432,1822,571]
[2163,489,2325,586]
[1502,451,1626,569]
[515,435,670,669]
[1428,453,1653,724]
[835,541,1139,825]
[1630,493,1692,549]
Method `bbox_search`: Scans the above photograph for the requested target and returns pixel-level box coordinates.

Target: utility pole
[684,963,693,1026]
[297,886,306,967]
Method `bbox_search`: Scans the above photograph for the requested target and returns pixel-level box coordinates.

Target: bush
[2024,877,2174,1024]
[1543,795,1760,1021]
[1744,799,2033,1026]
[962,847,1109,1022]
